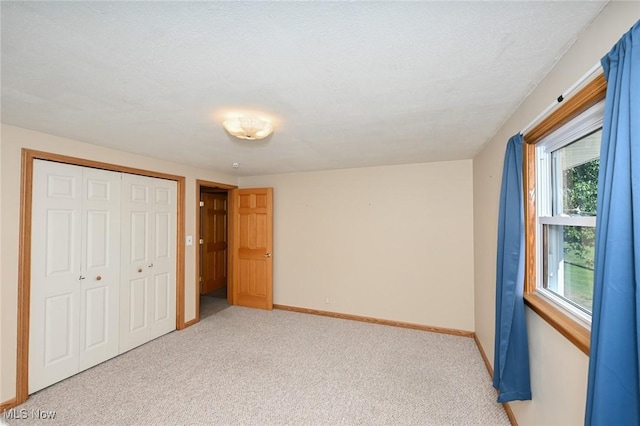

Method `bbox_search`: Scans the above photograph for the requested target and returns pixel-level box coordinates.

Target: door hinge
[199,276,202,282]
[199,201,204,207]
[199,238,204,245]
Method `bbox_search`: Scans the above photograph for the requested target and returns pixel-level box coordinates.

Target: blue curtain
[493,133,532,403]
[586,21,640,426]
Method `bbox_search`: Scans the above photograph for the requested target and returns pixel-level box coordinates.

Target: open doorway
[195,180,237,321]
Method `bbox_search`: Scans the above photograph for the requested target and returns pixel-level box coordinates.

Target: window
[536,102,603,325]
[523,73,607,355]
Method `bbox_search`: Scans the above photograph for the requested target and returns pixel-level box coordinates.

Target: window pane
[551,129,601,216]
[543,224,594,313]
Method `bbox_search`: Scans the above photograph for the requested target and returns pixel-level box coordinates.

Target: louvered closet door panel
[30,160,83,393]
[79,168,121,371]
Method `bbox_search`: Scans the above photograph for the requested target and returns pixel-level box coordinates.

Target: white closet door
[79,168,121,371]
[120,174,176,352]
[148,177,177,341]
[30,160,83,393]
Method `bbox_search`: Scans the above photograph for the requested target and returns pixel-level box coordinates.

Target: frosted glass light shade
[222,116,274,140]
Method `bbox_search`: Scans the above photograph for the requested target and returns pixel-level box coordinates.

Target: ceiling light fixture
[222,116,274,140]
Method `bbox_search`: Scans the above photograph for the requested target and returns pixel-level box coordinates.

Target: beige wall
[0,124,238,402]
[3,2,636,416]
[473,3,638,425]
[239,160,475,331]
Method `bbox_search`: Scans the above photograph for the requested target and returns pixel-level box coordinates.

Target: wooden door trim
[16,149,186,405]
[227,189,236,307]
[231,189,238,310]
[195,180,237,323]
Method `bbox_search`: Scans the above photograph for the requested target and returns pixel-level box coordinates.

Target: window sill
[523,293,590,355]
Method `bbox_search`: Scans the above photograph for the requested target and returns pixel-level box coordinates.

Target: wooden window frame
[523,74,607,356]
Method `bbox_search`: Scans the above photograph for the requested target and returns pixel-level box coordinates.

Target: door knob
[96,276,102,281]
[138,268,143,273]
[264,253,272,258]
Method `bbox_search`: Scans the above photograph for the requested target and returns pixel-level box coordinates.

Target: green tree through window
[562,157,599,311]
[563,158,598,268]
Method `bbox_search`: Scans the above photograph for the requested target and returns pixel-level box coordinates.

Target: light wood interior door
[232,188,273,310]
[201,192,227,294]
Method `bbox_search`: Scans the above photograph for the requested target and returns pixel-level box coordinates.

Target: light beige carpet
[5,298,509,425]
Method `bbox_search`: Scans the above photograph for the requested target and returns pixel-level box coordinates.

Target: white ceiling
[1,1,607,176]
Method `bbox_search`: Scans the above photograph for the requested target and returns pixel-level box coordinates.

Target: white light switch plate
[186,235,193,246]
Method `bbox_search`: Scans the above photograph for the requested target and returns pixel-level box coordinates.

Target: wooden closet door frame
[16,148,186,405]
